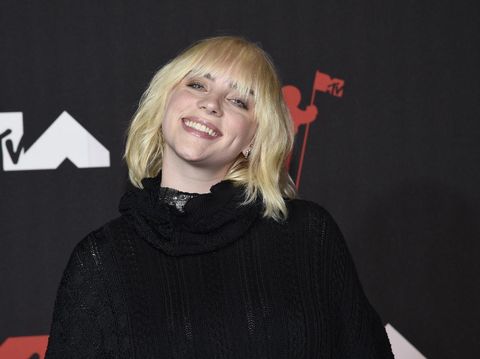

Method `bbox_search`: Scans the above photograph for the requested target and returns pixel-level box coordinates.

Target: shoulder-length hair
[124,36,297,222]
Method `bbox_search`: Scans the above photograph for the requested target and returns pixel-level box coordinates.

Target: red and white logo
[283,70,345,188]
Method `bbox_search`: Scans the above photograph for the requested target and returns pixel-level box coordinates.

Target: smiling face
[161,71,257,174]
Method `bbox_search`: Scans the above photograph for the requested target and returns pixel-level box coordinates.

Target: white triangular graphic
[385,323,426,358]
[0,111,110,171]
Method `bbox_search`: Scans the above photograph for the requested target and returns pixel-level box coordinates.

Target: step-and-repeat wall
[1,1,478,358]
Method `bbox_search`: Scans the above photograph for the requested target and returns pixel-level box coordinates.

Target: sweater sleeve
[45,231,117,359]
[320,207,394,358]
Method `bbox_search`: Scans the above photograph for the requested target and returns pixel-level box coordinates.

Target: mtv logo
[0,111,110,171]
[385,323,427,358]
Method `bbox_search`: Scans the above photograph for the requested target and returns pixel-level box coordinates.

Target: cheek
[230,118,256,142]
[162,104,181,136]
[162,92,190,131]
[165,89,192,115]
[237,113,256,136]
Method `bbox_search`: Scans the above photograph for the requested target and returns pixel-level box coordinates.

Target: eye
[229,98,249,110]
[186,81,205,90]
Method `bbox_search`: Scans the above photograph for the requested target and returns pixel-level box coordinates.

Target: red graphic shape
[0,335,48,359]
[282,70,345,189]
[313,70,344,98]
[282,85,318,135]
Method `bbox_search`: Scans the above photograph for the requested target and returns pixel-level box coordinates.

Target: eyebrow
[202,73,254,96]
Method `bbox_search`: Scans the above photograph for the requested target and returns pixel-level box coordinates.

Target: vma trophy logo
[283,70,344,189]
[0,111,110,171]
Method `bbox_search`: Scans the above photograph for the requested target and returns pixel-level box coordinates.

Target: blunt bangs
[175,38,274,110]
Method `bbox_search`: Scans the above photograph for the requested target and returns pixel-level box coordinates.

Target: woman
[46,36,393,358]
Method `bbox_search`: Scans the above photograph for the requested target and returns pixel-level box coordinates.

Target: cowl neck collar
[118,171,263,256]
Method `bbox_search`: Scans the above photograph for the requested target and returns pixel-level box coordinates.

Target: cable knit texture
[46,173,394,358]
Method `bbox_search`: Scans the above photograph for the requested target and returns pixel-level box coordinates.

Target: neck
[160,150,231,194]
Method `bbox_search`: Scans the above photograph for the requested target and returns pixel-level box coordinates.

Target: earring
[243,145,252,159]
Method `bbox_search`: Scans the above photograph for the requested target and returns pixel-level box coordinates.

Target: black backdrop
[1,1,479,357]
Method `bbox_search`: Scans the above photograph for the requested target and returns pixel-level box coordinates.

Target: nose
[198,94,223,117]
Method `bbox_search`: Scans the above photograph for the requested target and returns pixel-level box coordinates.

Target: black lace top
[45,172,394,358]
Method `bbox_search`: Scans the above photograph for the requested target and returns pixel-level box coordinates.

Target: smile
[181,117,222,138]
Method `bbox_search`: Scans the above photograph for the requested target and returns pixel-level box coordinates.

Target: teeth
[185,120,217,137]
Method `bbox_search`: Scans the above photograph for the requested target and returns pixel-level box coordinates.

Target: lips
[181,116,223,136]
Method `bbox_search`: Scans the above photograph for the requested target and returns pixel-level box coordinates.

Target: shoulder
[67,216,132,270]
[285,198,342,231]
[285,199,362,292]
[284,198,349,255]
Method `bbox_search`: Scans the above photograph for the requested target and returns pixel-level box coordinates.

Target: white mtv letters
[0,111,110,171]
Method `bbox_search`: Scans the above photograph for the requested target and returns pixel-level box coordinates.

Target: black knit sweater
[45,174,393,358]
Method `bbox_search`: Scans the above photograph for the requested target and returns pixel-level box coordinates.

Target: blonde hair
[124,36,297,222]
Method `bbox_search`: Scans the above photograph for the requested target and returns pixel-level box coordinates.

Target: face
[161,71,257,173]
